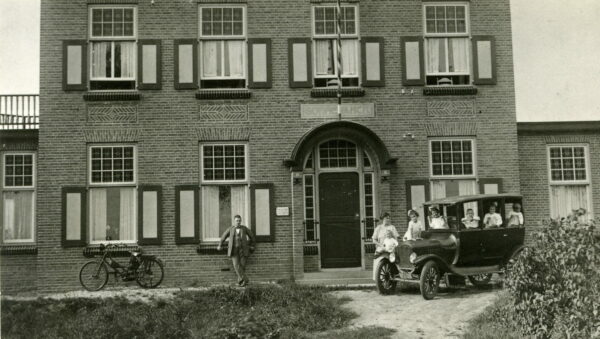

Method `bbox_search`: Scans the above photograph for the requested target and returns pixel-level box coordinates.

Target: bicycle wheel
[79,261,109,291]
[136,257,164,288]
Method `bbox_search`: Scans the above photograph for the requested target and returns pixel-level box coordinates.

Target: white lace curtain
[91,42,135,79]
[550,185,590,220]
[426,38,469,74]
[2,191,34,241]
[89,187,136,242]
[201,186,247,241]
[314,39,358,77]
[202,40,244,78]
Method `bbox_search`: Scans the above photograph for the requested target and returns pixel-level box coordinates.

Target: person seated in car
[507,203,524,227]
[428,206,448,229]
[483,204,503,228]
[461,208,480,229]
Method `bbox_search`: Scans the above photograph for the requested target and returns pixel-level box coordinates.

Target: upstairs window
[89,6,137,90]
[199,6,246,89]
[423,3,470,86]
[430,139,475,177]
[312,5,360,88]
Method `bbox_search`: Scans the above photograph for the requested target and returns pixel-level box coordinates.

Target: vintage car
[375,193,525,299]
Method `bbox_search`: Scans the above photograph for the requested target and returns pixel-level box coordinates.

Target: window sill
[303,244,319,256]
[423,86,478,96]
[1,244,38,255]
[195,89,252,100]
[83,244,140,258]
[310,87,365,98]
[196,242,226,255]
[83,91,141,101]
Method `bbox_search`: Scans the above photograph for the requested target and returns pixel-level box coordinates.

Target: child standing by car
[375,229,399,262]
[403,209,424,240]
[507,203,524,227]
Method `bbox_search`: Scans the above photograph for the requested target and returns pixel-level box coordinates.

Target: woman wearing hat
[428,206,448,229]
[403,209,424,240]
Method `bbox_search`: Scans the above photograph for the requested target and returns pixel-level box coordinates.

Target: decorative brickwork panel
[83,129,139,142]
[87,105,138,123]
[543,135,591,143]
[300,103,375,119]
[423,122,478,136]
[198,105,248,121]
[426,101,475,117]
[196,127,250,141]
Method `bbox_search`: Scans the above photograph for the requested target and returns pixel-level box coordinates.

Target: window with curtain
[89,7,137,90]
[312,5,360,87]
[548,145,592,220]
[200,6,246,89]
[2,153,36,243]
[201,143,249,241]
[430,139,475,177]
[424,4,470,86]
[88,145,137,243]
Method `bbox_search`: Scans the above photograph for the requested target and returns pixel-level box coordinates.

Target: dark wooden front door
[319,172,361,268]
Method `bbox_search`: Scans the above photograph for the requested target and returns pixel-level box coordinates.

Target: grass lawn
[461,291,525,339]
[1,283,394,339]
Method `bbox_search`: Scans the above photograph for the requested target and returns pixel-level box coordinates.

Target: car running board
[450,265,502,276]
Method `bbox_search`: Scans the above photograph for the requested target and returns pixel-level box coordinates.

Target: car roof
[424,193,523,205]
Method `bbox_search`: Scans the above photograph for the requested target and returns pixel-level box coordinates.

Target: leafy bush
[504,218,600,338]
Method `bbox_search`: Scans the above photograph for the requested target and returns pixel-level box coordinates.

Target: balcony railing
[0,94,39,130]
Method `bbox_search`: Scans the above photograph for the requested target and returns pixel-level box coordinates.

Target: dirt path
[331,285,499,339]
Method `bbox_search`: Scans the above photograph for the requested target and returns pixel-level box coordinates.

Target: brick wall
[518,130,600,240]
[27,0,519,293]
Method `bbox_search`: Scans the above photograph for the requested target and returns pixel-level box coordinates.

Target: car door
[457,229,484,266]
[481,228,508,263]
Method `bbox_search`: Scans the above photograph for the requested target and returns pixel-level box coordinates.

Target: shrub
[504,218,600,338]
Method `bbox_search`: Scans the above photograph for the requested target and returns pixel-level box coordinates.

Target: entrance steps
[297,269,374,286]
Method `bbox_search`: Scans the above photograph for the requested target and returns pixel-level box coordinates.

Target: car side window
[444,205,458,229]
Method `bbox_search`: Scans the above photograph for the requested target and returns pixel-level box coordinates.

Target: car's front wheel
[468,273,493,287]
[376,259,397,295]
[420,260,440,300]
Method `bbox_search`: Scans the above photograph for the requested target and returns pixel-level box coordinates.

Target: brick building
[0,0,595,293]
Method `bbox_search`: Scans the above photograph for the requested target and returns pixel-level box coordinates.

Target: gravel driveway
[331,285,499,339]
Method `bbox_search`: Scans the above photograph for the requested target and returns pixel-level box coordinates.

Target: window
[423,3,470,86]
[199,6,246,89]
[303,174,317,242]
[88,145,137,243]
[2,153,36,243]
[430,139,474,177]
[89,6,137,90]
[547,145,591,220]
[200,143,249,241]
[318,139,357,168]
[312,5,360,87]
[363,173,376,240]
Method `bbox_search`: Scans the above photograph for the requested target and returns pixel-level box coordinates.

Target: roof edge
[517,121,600,134]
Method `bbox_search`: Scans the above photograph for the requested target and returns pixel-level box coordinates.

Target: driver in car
[429,207,448,229]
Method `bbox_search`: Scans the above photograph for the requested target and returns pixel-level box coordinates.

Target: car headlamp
[409,252,417,263]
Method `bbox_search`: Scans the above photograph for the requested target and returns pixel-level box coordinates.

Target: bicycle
[79,243,165,291]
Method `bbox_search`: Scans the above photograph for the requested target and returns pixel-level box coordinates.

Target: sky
[0,0,599,122]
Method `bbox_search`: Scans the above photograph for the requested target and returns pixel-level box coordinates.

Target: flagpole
[336,0,343,120]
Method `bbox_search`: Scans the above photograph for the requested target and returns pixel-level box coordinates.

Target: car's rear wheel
[468,273,493,287]
[376,259,397,295]
[420,260,440,300]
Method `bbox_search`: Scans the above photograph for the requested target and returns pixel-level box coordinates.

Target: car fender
[504,244,526,264]
[413,254,451,273]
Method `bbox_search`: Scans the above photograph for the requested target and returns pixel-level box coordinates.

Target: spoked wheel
[419,260,440,300]
[79,261,109,291]
[136,257,164,288]
[468,273,493,287]
[376,259,397,295]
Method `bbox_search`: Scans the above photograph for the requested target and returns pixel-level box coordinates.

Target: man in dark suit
[217,215,255,286]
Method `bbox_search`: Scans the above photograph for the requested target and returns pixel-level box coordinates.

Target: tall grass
[2,283,362,339]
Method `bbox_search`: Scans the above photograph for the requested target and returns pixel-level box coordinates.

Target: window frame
[546,144,591,185]
[316,138,359,171]
[198,5,248,84]
[88,144,138,187]
[88,5,138,89]
[428,138,477,179]
[1,151,36,244]
[199,142,250,242]
[311,4,361,86]
[422,2,471,84]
